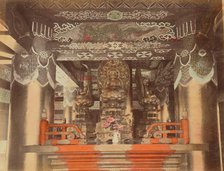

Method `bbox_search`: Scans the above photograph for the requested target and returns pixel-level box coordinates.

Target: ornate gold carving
[98,60,130,91]
[74,66,93,138]
[135,69,161,140]
[96,60,132,144]
[74,67,93,114]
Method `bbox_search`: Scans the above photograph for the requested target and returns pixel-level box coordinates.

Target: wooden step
[24,144,208,171]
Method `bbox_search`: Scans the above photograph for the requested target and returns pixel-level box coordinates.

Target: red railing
[40,118,189,145]
[145,119,189,144]
[39,118,84,145]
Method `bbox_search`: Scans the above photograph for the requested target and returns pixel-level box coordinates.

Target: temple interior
[0,0,224,171]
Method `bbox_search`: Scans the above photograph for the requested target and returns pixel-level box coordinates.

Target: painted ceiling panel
[53,22,176,43]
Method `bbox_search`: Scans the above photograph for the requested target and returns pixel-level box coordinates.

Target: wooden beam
[0,51,14,59]
[56,65,79,90]
[0,21,8,32]
[0,35,26,54]
[23,144,209,154]
[0,59,11,64]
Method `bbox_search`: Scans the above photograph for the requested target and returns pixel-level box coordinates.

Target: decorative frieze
[52,22,176,43]
[136,22,175,41]
[56,50,166,61]
[51,21,176,61]
[53,40,171,61]
[58,42,170,51]
[53,22,80,42]
[55,10,171,21]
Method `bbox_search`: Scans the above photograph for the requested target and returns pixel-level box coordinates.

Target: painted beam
[56,65,79,90]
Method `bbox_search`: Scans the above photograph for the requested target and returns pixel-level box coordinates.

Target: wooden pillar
[215,1,224,169]
[63,87,74,124]
[176,80,219,171]
[7,50,56,171]
[0,65,11,171]
[174,29,219,170]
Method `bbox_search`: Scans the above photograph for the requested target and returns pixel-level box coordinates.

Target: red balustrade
[39,118,84,145]
[39,118,189,145]
[145,119,189,144]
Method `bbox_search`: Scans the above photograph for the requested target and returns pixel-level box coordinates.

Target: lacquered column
[215,2,224,169]
[7,51,56,171]
[217,56,224,171]
[176,80,219,171]
[174,12,221,169]
[8,81,42,171]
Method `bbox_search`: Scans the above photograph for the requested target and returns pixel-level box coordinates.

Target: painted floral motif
[103,116,124,131]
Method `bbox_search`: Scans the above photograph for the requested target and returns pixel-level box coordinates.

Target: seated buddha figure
[105,70,123,90]
[101,69,126,110]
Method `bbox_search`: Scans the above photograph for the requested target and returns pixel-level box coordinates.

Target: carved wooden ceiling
[5,0,218,62]
[12,0,210,10]
[1,0,219,100]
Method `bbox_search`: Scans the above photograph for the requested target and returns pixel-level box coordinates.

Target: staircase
[24,144,208,171]
[33,118,208,171]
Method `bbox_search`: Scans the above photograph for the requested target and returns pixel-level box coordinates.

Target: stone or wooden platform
[23,144,208,171]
